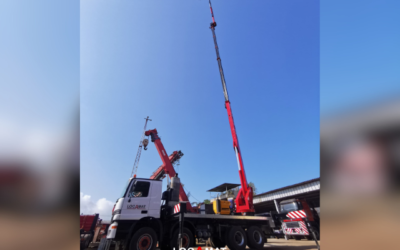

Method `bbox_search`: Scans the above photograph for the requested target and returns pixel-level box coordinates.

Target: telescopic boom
[208,0,254,214]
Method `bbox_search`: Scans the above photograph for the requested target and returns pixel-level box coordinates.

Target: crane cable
[183,185,201,203]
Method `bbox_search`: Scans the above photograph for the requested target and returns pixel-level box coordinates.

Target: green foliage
[203,199,211,204]
[248,182,257,195]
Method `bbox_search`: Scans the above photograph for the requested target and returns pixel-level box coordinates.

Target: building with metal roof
[253,178,320,214]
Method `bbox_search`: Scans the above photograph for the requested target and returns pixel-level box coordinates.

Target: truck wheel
[170,228,194,249]
[225,227,247,250]
[246,226,264,250]
[129,227,158,250]
[207,235,226,248]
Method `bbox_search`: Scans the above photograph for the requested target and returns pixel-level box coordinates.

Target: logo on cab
[127,204,146,209]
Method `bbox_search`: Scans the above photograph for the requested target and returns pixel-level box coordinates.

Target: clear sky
[321,0,400,115]
[0,0,79,131]
[80,0,319,217]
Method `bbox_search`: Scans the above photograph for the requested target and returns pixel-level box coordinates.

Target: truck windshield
[280,202,298,213]
[120,179,132,198]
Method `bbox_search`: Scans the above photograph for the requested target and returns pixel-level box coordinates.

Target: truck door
[147,180,161,218]
[121,180,151,220]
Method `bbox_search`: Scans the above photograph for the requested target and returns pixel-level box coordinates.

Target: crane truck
[106,129,275,250]
[270,198,320,241]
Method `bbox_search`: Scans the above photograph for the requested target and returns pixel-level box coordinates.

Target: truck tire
[170,228,194,249]
[225,226,247,250]
[246,226,264,250]
[207,235,226,248]
[129,227,158,250]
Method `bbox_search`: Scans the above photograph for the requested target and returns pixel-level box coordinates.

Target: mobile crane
[208,0,254,214]
[208,1,319,246]
[107,129,274,250]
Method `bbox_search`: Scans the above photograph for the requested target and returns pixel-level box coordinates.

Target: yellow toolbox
[213,199,231,215]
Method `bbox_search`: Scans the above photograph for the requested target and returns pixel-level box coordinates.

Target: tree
[248,182,257,195]
[227,188,235,197]
[233,186,240,196]
[203,199,211,204]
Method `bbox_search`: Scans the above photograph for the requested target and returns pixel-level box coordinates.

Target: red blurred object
[80,214,99,249]
[80,214,99,232]
[0,164,28,186]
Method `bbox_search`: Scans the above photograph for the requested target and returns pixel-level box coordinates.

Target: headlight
[113,209,121,215]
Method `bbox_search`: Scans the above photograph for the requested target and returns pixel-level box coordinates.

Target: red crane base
[235,187,255,214]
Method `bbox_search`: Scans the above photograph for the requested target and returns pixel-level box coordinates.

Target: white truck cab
[112,178,162,221]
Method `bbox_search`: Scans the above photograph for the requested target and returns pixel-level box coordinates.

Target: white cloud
[80,192,114,220]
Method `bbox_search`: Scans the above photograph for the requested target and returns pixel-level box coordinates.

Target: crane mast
[131,116,152,178]
[208,0,254,213]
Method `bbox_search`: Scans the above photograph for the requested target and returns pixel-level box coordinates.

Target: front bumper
[107,222,118,239]
[282,221,309,236]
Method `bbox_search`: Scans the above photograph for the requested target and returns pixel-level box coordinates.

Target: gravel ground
[196,239,319,250]
[87,238,319,250]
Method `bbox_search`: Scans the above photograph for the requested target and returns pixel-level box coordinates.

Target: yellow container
[213,200,231,215]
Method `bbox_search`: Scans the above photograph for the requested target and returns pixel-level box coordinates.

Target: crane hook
[143,138,149,150]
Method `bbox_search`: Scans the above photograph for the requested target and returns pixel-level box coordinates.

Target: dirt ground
[261,238,319,250]
[199,239,319,250]
[89,239,319,250]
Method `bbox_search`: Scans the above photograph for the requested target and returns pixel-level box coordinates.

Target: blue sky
[80,0,319,211]
[321,0,400,115]
[0,0,79,130]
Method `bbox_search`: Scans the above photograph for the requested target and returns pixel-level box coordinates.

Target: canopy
[207,183,240,192]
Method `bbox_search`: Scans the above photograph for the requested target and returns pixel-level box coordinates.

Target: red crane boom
[208,0,254,214]
[145,129,195,213]
[150,150,183,180]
